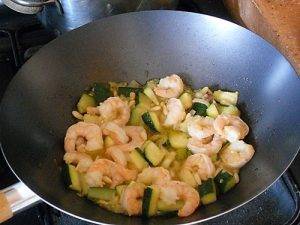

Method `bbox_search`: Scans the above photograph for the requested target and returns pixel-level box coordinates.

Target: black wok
[0,11,299,225]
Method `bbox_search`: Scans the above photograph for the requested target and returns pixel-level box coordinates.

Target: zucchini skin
[142,187,153,217]
[142,112,161,132]
[192,102,208,116]
[117,87,142,97]
[214,170,236,193]
[142,186,160,217]
[92,83,112,103]
[198,178,217,205]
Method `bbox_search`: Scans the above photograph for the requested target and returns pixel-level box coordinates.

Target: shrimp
[64,122,103,152]
[137,167,171,185]
[159,181,200,217]
[97,97,130,126]
[86,106,100,115]
[107,126,147,152]
[213,115,249,142]
[187,116,215,140]
[164,98,186,127]
[107,147,128,167]
[220,140,255,169]
[187,134,224,156]
[154,74,184,98]
[106,126,147,165]
[182,153,215,183]
[102,122,129,144]
[121,182,145,216]
[63,152,93,173]
[85,159,137,188]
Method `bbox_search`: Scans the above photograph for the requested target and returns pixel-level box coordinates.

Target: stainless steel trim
[2,182,41,214]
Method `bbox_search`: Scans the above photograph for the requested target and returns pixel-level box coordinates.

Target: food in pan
[63,74,255,217]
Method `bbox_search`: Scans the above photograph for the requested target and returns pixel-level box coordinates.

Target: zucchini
[128,80,141,88]
[144,141,165,166]
[142,112,161,132]
[179,92,193,110]
[62,164,81,192]
[129,148,149,171]
[151,134,169,148]
[104,136,115,148]
[145,79,159,89]
[211,153,219,163]
[83,114,100,124]
[198,178,217,205]
[116,185,127,196]
[175,148,191,161]
[191,102,208,116]
[206,103,219,118]
[144,87,159,105]
[79,173,89,196]
[87,187,116,202]
[160,151,176,169]
[85,149,103,160]
[214,170,236,194]
[157,200,184,212]
[77,93,96,114]
[178,169,197,188]
[136,92,152,108]
[117,87,142,97]
[219,105,240,116]
[92,83,112,103]
[129,105,148,126]
[169,130,188,149]
[142,186,160,217]
[213,90,238,106]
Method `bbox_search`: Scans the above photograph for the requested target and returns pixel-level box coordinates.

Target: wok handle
[0,182,40,223]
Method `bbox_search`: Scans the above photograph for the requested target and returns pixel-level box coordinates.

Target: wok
[0,11,299,225]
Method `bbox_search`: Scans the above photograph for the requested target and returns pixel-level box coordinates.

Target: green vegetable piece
[117,87,142,97]
[142,186,160,217]
[214,170,236,194]
[87,187,116,202]
[198,178,217,205]
[192,102,208,116]
[92,83,112,103]
[142,112,161,132]
[77,93,96,114]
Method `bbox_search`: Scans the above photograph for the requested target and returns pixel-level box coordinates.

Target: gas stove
[0,1,299,225]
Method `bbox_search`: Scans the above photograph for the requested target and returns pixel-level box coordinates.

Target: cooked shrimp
[154,74,184,98]
[106,126,147,165]
[107,147,128,166]
[164,98,186,127]
[182,153,215,184]
[86,106,100,115]
[137,167,171,185]
[187,134,224,156]
[64,122,103,152]
[63,152,93,173]
[159,181,200,217]
[220,140,255,169]
[187,116,215,140]
[107,126,147,153]
[214,115,249,142]
[85,159,137,188]
[102,122,129,144]
[121,182,145,216]
[98,97,130,126]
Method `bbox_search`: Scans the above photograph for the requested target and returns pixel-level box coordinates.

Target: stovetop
[0,1,299,225]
